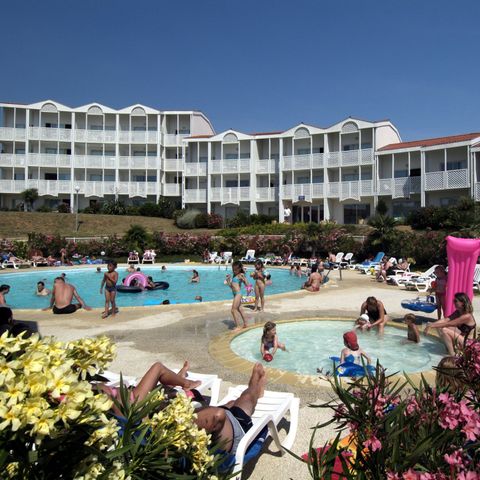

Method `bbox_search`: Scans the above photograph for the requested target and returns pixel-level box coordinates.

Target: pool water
[230,320,446,374]
[2,266,305,309]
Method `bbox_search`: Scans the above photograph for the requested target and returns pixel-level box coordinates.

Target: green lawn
[0,212,215,238]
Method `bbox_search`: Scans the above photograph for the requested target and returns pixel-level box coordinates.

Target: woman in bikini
[225,261,250,331]
[424,292,476,356]
[360,296,389,334]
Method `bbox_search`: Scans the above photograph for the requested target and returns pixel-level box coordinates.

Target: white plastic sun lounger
[101,369,222,406]
[213,385,300,480]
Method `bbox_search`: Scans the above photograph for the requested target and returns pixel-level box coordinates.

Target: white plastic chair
[208,251,219,263]
[472,264,480,291]
[403,265,439,291]
[220,252,233,265]
[339,252,354,269]
[212,385,300,480]
[240,250,256,263]
[127,253,140,265]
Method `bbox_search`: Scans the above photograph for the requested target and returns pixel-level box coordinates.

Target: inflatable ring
[146,281,170,291]
[241,295,255,304]
[329,356,375,377]
[117,285,143,293]
[401,299,437,314]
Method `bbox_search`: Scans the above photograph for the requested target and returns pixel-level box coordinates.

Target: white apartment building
[0,100,214,210]
[1,100,479,224]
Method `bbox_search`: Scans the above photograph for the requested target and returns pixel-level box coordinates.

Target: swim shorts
[53,304,80,314]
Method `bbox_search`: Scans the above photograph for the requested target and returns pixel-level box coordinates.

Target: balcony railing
[424,169,469,191]
[163,158,183,171]
[256,159,276,174]
[209,158,250,173]
[0,127,27,141]
[326,180,373,200]
[475,183,480,202]
[282,183,325,201]
[0,154,26,167]
[184,162,207,176]
[29,127,73,142]
[163,184,181,196]
[378,177,421,198]
[281,153,324,171]
[163,133,189,146]
[210,187,250,205]
[184,188,207,203]
[255,187,277,201]
[118,156,158,170]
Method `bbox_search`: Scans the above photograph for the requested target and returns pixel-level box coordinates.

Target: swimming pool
[230,320,445,374]
[1,265,305,309]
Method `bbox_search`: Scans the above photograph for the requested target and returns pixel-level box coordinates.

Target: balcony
[0,127,27,141]
[281,153,324,171]
[0,179,26,193]
[256,159,276,174]
[0,153,26,167]
[209,158,250,174]
[255,187,277,201]
[327,180,373,200]
[184,162,207,176]
[27,179,72,196]
[163,133,189,146]
[184,188,207,203]
[210,187,250,205]
[80,181,117,197]
[29,127,73,142]
[28,153,71,168]
[475,183,480,202]
[163,183,181,196]
[163,158,183,171]
[75,155,117,169]
[424,169,469,191]
[118,156,158,170]
[378,177,421,198]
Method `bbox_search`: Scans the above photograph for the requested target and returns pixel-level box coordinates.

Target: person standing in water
[251,260,266,311]
[225,261,250,331]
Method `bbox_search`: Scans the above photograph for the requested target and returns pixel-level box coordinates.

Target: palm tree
[21,188,39,212]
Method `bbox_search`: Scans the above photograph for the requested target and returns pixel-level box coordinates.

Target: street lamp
[74,185,80,232]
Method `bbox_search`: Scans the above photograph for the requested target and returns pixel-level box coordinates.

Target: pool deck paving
[6,265,480,479]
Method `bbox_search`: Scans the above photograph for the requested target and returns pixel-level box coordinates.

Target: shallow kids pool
[2,265,304,309]
[230,320,445,374]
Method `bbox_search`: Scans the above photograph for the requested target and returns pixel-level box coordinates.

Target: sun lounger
[207,251,219,263]
[219,251,233,264]
[101,368,221,406]
[31,256,49,267]
[213,385,300,480]
[402,265,439,291]
[473,264,480,291]
[141,250,156,264]
[2,257,32,269]
[127,253,140,265]
[339,252,355,269]
[240,249,256,263]
[354,251,385,271]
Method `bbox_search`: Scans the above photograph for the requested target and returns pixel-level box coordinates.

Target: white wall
[191,113,215,136]
[375,125,401,149]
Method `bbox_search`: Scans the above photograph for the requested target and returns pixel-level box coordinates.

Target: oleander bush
[176,209,202,229]
[57,203,71,214]
[0,333,221,479]
[298,338,480,479]
[101,200,127,216]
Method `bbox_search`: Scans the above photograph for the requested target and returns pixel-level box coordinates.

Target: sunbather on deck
[195,363,266,456]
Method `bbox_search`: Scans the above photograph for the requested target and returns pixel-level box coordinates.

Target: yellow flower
[19,350,49,375]
[0,404,23,431]
[29,408,56,437]
[0,358,17,386]
[0,331,22,355]
[21,396,49,425]
[26,372,48,396]
[3,378,27,406]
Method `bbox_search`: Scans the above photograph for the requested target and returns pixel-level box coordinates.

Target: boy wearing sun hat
[340,330,372,365]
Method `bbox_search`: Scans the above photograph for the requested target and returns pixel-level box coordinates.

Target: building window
[343,204,371,224]
[58,173,70,180]
[14,173,25,180]
[297,148,311,155]
[447,161,465,171]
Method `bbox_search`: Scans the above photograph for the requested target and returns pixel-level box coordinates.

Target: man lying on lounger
[43,276,91,314]
[194,363,266,456]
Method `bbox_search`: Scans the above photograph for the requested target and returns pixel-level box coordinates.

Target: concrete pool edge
[209,317,441,389]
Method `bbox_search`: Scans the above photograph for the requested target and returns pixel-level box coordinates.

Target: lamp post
[74,185,80,232]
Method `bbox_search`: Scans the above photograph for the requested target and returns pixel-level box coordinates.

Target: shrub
[35,205,52,213]
[125,205,140,216]
[57,202,70,214]
[376,198,388,216]
[82,202,102,214]
[0,334,221,478]
[207,213,223,229]
[138,202,162,217]
[300,338,480,478]
[157,196,180,219]
[225,210,250,228]
[194,212,209,228]
[176,209,201,229]
[124,224,149,251]
[173,208,189,222]
[101,200,126,215]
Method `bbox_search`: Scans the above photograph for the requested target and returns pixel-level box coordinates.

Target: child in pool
[431,265,447,320]
[225,261,250,331]
[190,269,200,283]
[404,313,420,343]
[354,313,371,331]
[260,321,286,358]
[100,261,119,319]
[251,260,266,311]
[340,331,371,365]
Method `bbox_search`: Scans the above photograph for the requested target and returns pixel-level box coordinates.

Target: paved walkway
[11,267,480,479]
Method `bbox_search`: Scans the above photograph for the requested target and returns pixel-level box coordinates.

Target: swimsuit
[102,385,136,403]
[263,340,274,350]
[457,321,476,337]
[220,406,253,454]
[231,276,242,297]
[105,285,117,293]
[53,304,79,315]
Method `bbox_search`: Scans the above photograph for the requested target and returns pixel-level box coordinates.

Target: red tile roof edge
[379,132,480,151]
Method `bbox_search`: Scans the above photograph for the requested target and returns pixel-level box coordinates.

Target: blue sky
[1,0,479,140]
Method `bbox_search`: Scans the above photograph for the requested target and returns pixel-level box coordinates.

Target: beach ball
[101,251,105,256]
[263,353,273,362]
